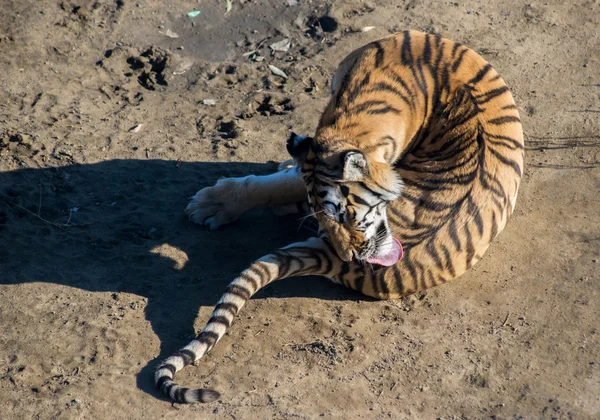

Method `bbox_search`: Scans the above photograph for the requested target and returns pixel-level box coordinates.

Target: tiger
[154,30,524,404]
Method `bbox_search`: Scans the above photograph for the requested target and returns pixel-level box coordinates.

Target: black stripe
[401,31,413,65]
[273,251,291,278]
[423,34,432,65]
[501,104,517,110]
[367,82,412,107]
[378,268,391,296]
[367,106,401,115]
[340,185,350,197]
[350,100,396,114]
[402,171,476,191]
[488,146,522,177]
[440,244,456,277]
[426,239,444,270]
[486,133,524,150]
[173,387,186,403]
[156,376,171,391]
[468,64,492,85]
[249,263,270,288]
[172,349,196,366]
[388,205,413,226]
[448,218,461,251]
[451,48,468,72]
[160,363,176,375]
[401,145,479,175]
[390,265,403,295]
[383,67,416,110]
[488,115,521,125]
[227,284,252,300]
[490,210,498,242]
[369,268,381,296]
[240,272,259,292]
[197,330,219,347]
[464,223,475,268]
[425,269,437,288]
[374,41,385,68]
[343,72,371,107]
[475,86,509,104]
[165,383,176,398]
[349,193,370,207]
[215,302,239,316]
[338,261,351,288]
[208,315,231,328]
[451,42,462,58]
[468,197,484,236]
[415,58,430,125]
[311,247,331,275]
[403,259,418,292]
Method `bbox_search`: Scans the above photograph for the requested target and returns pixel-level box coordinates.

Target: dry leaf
[270,38,291,52]
[268,64,288,79]
[159,29,180,38]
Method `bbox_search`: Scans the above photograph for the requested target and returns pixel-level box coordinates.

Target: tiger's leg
[154,236,343,404]
[185,164,306,229]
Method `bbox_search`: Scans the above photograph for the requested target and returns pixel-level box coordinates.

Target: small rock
[203,99,217,106]
[18,134,33,148]
[129,124,143,133]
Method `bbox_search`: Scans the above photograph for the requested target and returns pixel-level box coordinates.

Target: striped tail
[154,237,339,404]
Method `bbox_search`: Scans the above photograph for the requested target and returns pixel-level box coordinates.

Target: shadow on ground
[0,159,365,399]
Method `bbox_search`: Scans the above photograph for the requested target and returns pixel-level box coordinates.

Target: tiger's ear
[286,132,312,163]
[341,150,368,181]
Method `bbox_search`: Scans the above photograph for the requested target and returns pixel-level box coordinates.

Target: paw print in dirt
[126,47,170,91]
[253,93,295,116]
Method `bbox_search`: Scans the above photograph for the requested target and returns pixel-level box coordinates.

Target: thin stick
[501,312,510,327]
[7,201,70,232]
[37,184,42,216]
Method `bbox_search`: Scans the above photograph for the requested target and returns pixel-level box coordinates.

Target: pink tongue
[365,238,403,266]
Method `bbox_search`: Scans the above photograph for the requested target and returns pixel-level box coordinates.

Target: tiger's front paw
[185,178,250,229]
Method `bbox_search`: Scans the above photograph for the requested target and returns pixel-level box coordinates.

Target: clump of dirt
[291,340,340,364]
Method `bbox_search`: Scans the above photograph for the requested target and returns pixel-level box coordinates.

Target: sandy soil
[1,0,599,418]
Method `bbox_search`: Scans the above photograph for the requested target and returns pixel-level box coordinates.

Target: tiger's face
[287,133,403,266]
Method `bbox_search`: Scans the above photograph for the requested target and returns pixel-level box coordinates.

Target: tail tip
[196,388,220,403]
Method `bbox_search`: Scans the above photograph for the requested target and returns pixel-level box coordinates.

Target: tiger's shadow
[0,159,365,399]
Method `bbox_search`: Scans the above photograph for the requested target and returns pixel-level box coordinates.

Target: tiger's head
[287,132,404,266]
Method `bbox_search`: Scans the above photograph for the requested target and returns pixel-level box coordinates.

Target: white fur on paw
[185,178,248,229]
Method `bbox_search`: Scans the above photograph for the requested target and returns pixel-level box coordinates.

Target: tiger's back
[314,31,524,298]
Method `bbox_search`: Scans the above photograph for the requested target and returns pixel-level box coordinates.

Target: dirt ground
[1,0,599,418]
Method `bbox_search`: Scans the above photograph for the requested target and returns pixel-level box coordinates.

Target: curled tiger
[154,30,524,403]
